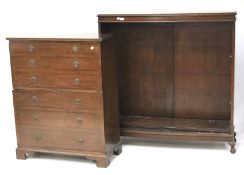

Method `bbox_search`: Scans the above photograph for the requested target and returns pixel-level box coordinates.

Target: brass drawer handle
[76,117,82,123]
[73,78,80,85]
[72,45,79,53]
[31,76,38,83]
[35,134,41,141]
[78,138,84,143]
[73,60,80,68]
[31,96,39,103]
[74,98,81,104]
[28,44,34,52]
[33,115,39,122]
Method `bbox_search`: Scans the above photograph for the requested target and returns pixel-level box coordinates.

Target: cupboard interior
[100,22,233,134]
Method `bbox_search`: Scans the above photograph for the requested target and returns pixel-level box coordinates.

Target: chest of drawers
[7,35,121,168]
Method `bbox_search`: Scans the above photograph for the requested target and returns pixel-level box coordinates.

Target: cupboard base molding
[16,141,122,168]
[120,116,236,153]
[121,127,236,153]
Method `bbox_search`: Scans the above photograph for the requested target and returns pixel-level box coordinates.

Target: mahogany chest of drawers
[7,35,121,168]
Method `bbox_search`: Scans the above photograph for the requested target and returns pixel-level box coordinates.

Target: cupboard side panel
[100,23,174,117]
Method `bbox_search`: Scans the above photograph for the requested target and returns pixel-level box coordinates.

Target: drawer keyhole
[74,98,81,104]
[29,59,36,67]
[32,96,39,103]
[35,134,41,141]
[33,115,39,122]
[78,138,84,143]
[31,76,38,83]
[73,78,81,85]
[76,117,82,123]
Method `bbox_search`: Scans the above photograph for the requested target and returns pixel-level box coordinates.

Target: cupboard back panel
[100,22,232,120]
[174,22,232,119]
[101,23,174,117]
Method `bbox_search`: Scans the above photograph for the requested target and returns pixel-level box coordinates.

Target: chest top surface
[6,33,113,42]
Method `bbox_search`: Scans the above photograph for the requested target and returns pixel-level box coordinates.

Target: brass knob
[73,60,80,68]
[33,115,39,122]
[31,96,39,103]
[76,117,82,123]
[29,59,36,67]
[28,44,34,52]
[72,45,79,53]
[74,98,81,104]
[35,134,41,141]
[73,78,80,85]
[31,76,38,83]
[78,138,84,143]
[90,45,94,50]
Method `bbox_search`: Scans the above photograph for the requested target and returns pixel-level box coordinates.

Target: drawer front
[10,42,100,57]
[12,71,101,90]
[13,90,103,113]
[11,56,100,73]
[16,127,104,152]
[15,109,103,130]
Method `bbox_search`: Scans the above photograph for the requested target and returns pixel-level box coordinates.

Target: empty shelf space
[120,115,230,133]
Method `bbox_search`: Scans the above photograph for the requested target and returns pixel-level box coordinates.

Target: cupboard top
[98,12,236,23]
[6,34,113,42]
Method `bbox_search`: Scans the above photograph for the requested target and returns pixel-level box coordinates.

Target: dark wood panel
[102,23,174,117]
[175,74,229,96]
[174,95,230,119]
[230,22,235,126]
[174,22,232,120]
[121,115,230,133]
[16,126,104,152]
[13,90,103,113]
[100,37,120,153]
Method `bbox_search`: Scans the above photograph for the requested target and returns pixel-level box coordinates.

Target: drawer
[10,42,100,57]
[12,71,101,90]
[15,109,103,130]
[11,56,100,73]
[13,90,103,113]
[16,126,104,152]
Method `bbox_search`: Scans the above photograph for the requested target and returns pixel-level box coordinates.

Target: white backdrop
[0,0,243,175]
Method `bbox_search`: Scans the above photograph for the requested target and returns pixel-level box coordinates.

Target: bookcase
[98,13,236,153]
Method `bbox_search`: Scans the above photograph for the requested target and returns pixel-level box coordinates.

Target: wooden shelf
[120,115,233,142]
